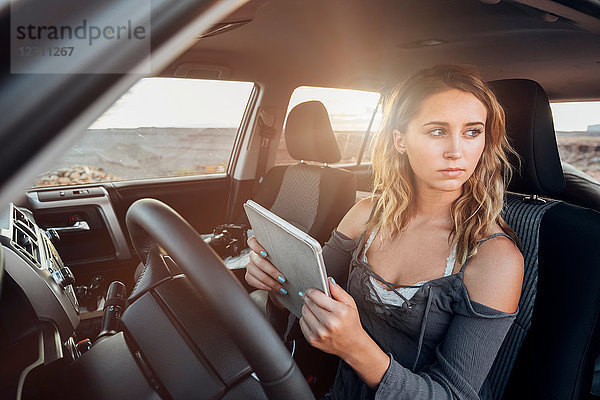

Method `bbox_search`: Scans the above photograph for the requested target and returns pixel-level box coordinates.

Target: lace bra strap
[362,226,380,259]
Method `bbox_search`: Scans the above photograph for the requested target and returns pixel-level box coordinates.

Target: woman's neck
[412,185,462,223]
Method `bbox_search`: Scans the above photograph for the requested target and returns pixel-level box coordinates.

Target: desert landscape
[556,133,600,181]
[35,128,600,187]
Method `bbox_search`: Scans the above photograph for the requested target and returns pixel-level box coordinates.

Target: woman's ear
[393,129,406,154]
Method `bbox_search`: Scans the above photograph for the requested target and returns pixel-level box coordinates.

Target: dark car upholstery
[483,79,600,399]
[489,78,600,213]
[560,161,600,213]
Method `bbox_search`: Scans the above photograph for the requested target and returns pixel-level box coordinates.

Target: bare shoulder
[462,233,524,313]
[337,196,378,240]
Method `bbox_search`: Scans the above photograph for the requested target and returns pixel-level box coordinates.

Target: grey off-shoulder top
[321,228,518,400]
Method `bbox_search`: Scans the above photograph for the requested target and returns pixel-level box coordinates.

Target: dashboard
[0,202,262,400]
[0,204,80,399]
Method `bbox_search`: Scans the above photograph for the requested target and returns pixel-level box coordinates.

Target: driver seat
[246,100,357,244]
[482,79,600,399]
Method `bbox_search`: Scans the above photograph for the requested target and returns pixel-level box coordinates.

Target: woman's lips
[438,168,465,177]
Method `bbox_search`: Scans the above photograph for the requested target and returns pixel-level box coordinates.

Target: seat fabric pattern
[270,163,320,233]
[482,193,559,399]
[484,193,600,400]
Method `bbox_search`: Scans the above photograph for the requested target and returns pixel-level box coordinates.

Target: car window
[275,86,381,166]
[551,101,600,181]
[34,78,255,187]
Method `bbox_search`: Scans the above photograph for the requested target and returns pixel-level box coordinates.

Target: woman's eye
[465,128,483,138]
[429,128,445,137]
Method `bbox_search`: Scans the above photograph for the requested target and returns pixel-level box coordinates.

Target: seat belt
[254,107,276,190]
[224,107,276,224]
[357,96,382,165]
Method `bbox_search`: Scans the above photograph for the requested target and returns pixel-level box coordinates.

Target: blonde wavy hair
[366,65,517,266]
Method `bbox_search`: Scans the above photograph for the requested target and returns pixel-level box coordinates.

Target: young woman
[245,65,524,399]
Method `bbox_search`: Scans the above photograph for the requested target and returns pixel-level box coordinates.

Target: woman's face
[393,89,487,194]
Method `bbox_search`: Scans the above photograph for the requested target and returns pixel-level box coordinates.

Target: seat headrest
[488,79,565,195]
[284,101,341,163]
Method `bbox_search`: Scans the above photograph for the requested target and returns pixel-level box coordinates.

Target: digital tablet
[243,200,330,318]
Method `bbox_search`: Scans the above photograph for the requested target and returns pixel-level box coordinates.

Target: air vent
[12,207,41,267]
[13,207,36,235]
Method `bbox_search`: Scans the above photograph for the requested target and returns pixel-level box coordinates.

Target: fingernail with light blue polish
[298,291,304,297]
[280,288,288,295]
[331,277,337,285]
[277,275,286,283]
[259,250,267,257]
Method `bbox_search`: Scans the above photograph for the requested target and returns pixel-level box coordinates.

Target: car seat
[483,79,600,399]
[559,161,600,213]
[486,80,600,215]
[248,100,357,245]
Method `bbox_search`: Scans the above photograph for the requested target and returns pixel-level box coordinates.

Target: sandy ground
[36,128,237,186]
[557,135,600,181]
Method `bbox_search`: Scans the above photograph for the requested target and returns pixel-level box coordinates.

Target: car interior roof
[161,0,600,101]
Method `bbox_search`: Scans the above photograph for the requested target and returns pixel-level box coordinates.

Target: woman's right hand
[245,236,288,307]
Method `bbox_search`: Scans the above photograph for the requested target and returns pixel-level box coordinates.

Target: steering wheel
[125,198,315,400]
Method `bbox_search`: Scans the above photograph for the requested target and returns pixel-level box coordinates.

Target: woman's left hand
[299,277,368,359]
[300,277,391,388]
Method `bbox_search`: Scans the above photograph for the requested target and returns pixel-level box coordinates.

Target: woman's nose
[443,136,462,159]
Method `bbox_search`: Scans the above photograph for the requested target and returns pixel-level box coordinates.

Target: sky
[90,78,255,129]
[550,102,600,132]
[90,78,599,132]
